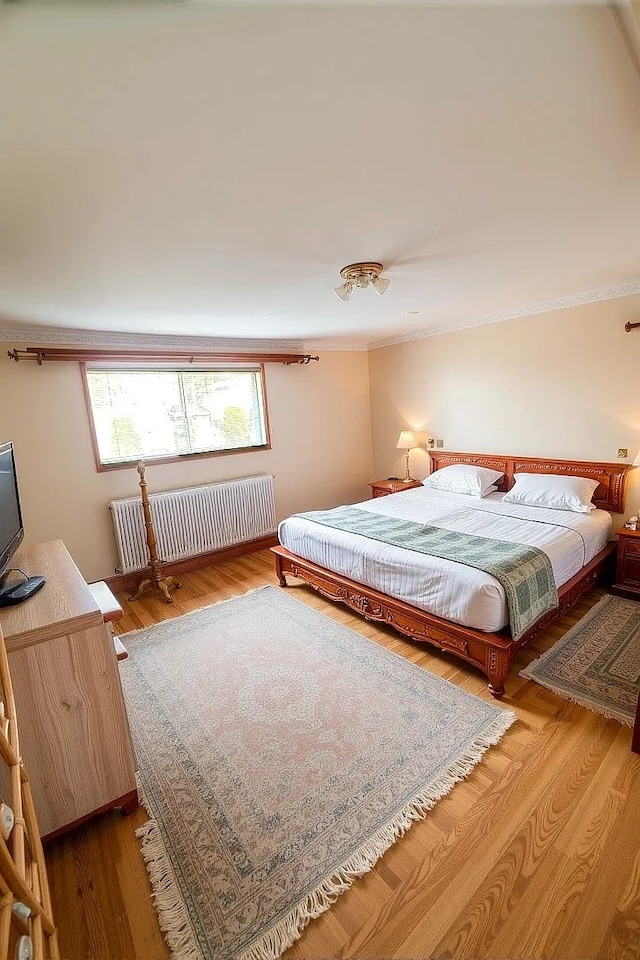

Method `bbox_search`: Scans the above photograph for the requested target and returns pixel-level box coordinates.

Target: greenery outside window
[82,364,270,470]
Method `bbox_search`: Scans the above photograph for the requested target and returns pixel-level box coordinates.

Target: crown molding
[608,1,640,81]
[0,326,304,352]
[301,340,368,352]
[0,324,369,352]
[367,280,640,350]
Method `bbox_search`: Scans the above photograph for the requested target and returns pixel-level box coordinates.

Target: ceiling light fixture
[334,262,390,301]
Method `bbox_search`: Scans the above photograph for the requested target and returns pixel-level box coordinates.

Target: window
[83,365,269,469]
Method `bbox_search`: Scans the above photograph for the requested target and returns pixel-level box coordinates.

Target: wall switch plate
[436,439,444,448]
[618,448,629,458]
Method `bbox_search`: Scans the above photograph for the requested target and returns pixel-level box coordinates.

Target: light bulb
[372,276,390,296]
[334,283,352,302]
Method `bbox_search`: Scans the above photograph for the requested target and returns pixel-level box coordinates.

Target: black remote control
[0,576,47,607]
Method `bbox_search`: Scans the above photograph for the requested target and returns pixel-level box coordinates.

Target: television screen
[0,442,24,581]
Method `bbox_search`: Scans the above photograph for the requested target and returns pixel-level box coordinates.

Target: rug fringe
[135,777,203,960]
[518,670,634,727]
[237,708,516,960]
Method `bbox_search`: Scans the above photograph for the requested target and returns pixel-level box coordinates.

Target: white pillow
[502,473,599,514]
[423,464,504,498]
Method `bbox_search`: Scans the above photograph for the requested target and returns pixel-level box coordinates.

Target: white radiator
[109,474,276,574]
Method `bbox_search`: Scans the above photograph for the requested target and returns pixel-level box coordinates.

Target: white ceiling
[0,1,639,348]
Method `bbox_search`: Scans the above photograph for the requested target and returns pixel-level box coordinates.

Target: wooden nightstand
[369,479,423,498]
[611,527,640,600]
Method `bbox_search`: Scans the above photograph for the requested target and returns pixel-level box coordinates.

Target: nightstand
[611,527,640,600]
[369,479,423,498]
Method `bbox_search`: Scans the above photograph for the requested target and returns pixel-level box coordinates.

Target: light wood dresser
[0,541,137,840]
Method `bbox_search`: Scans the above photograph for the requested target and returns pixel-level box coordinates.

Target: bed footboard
[272,541,616,698]
[272,546,513,696]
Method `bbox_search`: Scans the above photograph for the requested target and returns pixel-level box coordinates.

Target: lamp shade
[396,430,417,450]
[372,276,391,296]
[334,283,352,302]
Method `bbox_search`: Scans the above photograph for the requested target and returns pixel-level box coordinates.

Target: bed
[272,452,628,697]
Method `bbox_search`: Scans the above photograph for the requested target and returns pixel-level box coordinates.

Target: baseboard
[104,534,279,594]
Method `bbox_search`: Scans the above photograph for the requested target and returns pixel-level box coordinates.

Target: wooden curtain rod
[7,347,319,365]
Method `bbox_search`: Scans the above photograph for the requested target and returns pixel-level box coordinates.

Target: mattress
[277,486,613,633]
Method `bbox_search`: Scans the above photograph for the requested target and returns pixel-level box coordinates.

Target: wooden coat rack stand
[129,462,181,604]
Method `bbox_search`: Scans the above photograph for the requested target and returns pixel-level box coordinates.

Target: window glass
[85,367,268,466]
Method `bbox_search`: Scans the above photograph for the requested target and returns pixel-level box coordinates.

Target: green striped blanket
[296,506,558,640]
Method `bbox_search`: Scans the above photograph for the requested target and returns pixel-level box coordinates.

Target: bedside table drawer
[612,528,640,600]
[620,556,640,583]
[369,480,422,498]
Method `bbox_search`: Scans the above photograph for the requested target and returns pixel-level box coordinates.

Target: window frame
[80,361,272,472]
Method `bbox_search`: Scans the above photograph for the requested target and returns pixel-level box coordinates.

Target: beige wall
[0,349,372,583]
[5,292,639,587]
[369,294,640,517]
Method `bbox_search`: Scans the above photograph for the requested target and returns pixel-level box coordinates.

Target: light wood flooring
[45,550,640,959]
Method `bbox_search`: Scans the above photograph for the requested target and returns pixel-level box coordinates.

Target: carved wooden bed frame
[272,451,628,698]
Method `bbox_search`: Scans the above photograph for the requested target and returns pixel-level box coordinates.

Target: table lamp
[396,430,417,483]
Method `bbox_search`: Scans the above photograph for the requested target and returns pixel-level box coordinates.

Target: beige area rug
[521,594,640,725]
[119,586,516,960]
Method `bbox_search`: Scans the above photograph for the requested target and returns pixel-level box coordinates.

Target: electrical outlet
[618,448,629,459]
[427,438,435,449]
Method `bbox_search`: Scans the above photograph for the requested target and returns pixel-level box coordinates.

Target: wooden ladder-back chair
[0,623,59,960]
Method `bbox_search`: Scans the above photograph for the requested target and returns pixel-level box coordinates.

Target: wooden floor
[45,550,640,959]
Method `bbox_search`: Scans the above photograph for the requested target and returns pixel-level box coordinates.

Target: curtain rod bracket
[625,321,640,333]
[7,349,44,364]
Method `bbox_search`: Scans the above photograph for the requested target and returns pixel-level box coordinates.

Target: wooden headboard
[429,451,629,513]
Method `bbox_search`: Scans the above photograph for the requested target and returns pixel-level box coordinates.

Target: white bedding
[278,487,613,633]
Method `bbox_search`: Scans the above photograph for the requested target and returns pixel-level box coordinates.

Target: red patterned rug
[120,586,515,960]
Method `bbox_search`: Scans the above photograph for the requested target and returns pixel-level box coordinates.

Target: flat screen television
[0,442,45,606]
